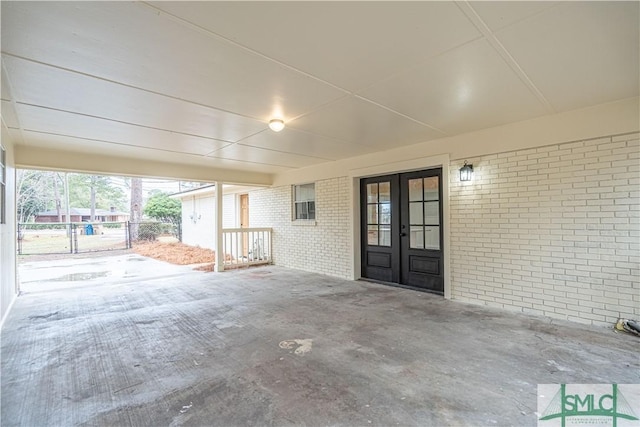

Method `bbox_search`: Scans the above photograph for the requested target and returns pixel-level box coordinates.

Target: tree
[143,192,181,225]
[67,174,127,212]
[130,177,143,240]
[16,170,55,222]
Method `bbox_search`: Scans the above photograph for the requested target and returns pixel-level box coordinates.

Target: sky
[108,177,205,202]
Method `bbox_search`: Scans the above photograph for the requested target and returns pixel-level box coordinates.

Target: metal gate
[18,221,182,255]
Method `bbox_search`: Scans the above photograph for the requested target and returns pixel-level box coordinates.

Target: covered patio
[1,261,637,426]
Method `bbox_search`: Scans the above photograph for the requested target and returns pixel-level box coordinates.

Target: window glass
[409,202,423,225]
[424,177,439,201]
[379,225,391,246]
[379,203,391,224]
[367,183,378,204]
[367,204,378,224]
[367,226,379,246]
[424,201,439,225]
[424,226,440,249]
[378,182,391,202]
[366,180,392,246]
[408,178,422,201]
[410,226,424,249]
[293,183,315,220]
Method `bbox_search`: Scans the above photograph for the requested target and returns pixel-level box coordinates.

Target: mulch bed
[132,241,215,266]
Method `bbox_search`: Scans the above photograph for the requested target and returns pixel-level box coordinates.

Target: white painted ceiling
[1,1,638,176]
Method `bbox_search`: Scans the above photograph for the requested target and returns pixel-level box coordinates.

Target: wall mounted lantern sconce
[459,161,473,182]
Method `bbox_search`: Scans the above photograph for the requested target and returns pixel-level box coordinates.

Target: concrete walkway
[1,262,638,426]
[18,252,197,294]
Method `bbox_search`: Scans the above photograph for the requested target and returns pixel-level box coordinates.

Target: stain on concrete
[279,339,313,355]
[133,320,157,325]
[50,272,110,281]
[28,311,59,320]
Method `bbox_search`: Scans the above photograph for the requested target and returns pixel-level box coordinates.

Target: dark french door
[360,168,444,294]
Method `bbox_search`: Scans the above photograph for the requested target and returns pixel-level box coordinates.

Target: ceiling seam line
[222,129,275,149]
[204,153,306,169]
[1,52,268,127]
[283,94,352,124]
[353,95,448,135]
[138,2,354,97]
[456,1,556,114]
[283,124,380,149]
[488,37,555,113]
[352,34,486,96]
[19,129,221,157]
[1,60,28,144]
[204,140,334,162]
[234,143,335,161]
[18,130,293,170]
[15,102,233,145]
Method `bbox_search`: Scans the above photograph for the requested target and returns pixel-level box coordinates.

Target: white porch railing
[222,227,272,268]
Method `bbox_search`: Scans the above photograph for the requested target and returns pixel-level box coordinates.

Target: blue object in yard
[85,224,94,236]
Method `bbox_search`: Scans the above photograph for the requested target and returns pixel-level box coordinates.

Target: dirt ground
[132,241,215,271]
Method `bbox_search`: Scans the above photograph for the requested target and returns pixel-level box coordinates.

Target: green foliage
[68,174,127,211]
[20,223,68,230]
[135,222,178,241]
[103,222,125,229]
[143,193,181,225]
[137,223,159,241]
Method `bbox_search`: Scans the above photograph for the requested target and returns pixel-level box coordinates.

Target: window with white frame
[1,145,5,224]
[293,183,315,220]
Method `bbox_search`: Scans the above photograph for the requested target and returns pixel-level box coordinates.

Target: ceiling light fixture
[269,119,285,132]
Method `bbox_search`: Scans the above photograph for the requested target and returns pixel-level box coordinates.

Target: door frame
[349,154,451,299]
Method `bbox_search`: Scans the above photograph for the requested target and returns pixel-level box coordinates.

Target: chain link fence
[127,222,181,247]
[17,221,181,255]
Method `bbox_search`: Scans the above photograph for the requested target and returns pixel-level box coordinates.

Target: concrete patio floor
[1,261,638,426]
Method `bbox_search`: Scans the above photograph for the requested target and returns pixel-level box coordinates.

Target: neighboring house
[172,184,256,250]
[34,207,130,223]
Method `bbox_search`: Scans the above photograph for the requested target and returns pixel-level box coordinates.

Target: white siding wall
[249,177,352,278]
[450,132,639,326]
[180,193,238,250]
[1,124,17,328]
[181,195,215,250]
[222,194,238,228]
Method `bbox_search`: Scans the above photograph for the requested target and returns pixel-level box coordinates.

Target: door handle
[400,232,407,237]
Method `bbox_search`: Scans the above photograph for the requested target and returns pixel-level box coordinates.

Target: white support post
[214,181,224,272]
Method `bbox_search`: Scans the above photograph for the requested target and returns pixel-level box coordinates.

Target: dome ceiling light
[269,119,285,132]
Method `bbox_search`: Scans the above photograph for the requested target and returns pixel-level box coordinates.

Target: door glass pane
[367,204,378,225]
[367,226,379,246]
[367,183,378,203]
[424,201,439,225]
[424,226,440,249]
[379,182,391,202]
[408,178,423,201]
[409,226,424,249]
[409,202,423,225]
[424,177,439,201]
[379,203,391,224]
[379,225,391,247]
